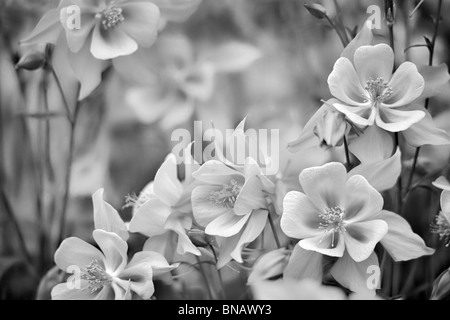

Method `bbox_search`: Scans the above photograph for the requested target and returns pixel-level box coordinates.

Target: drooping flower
[191,158,275,268]
[128,153,202,259]
[431,190,450,247]
[51,229,177,300]
[313,108,347,149]
[20,0,202,100]
[280,162,434,294]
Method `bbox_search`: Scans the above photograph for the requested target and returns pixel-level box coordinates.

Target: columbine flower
[281,162,434,294]
[129,153,202,259]
[51,229,177,300]
[191,158,275,268]
[313,108,347,149]
[431,190,450,247]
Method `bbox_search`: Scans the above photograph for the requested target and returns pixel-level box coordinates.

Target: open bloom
[52,229,177,300]
[191,158,274,268]
[281,162,434,294]
[129,153,201,259]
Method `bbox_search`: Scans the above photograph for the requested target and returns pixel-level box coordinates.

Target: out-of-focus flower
[431,190,450,247]
[51,229,177,300]
[191,158,274,268]
[313,108,347,149]
[122,34,261,130]
[20,0,202,100]
[129,153,202,259]
[281,162,434,294]
[433,176,450,191]
[247,248,290,284]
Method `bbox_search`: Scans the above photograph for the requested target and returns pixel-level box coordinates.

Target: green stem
[267,204,281,249]
[196,256,215,300]
[210,245,226,300]
[343,135,352,170]
[324,15,348,48]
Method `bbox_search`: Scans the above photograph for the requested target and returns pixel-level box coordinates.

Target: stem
[267,204,281,249]
[209,245,226,300]
[324,15,348,48]
[343,135,352,170]
[56,93,81,246]
[404,0,443,196]
[332,0,350,45]
[50,68,73,123]
[195,256,215,300]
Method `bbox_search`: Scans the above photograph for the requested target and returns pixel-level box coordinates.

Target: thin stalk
[50,68,73,123]
[195,256,214,300]
[324,15,348,48]
[267,204,281,249]
[210,245,226,300]
[405,0,443,195]
[343,135,352,170]
[332,0,350,45]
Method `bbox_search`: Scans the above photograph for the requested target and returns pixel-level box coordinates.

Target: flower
[20,0,202,100]
[431,190,450,247]
[51,229,177,300]
[191,158,274,268]
[128,153,202,259]
[313,108,347,149]
[247,248,290,284]
[280,162,434,294]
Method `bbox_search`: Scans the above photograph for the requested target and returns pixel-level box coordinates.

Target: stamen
[96,3,125,30]
[81,260,112,294]
[431,212,450,247]
[318,206,346,248]
[208,179,242,209]
[364,77,393,104]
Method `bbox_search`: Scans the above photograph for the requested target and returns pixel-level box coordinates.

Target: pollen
[81,259,112,294]
[364,77,393,104]
[431,212,450,247]
[208,179,242,209]
[97,3,125,30]
[319,206,346,248]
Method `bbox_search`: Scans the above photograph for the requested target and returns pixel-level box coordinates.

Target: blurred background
[1,0,450,299]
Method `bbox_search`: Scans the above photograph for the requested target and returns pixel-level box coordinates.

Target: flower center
[208,179,242,209]
[319,206,346,248]
[431,212,450,247]
[364,77,393,104]
[81,259,112,294]
[97,3,125,30]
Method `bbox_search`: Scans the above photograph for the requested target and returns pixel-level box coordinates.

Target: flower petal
[433,176,450,191]
[147,0,202,22]
[129,198,171,237]
[299,162,347,211]
[234,176,266,216]
[60,8,96,53]
[192,160,242,185]
[330,251,378,296]
[143,233,177,261]
[349,148,401,192]
[92,189,129,241]
[154,154,183,205]
[344,175,384,223]
[117,253,154,300]
[93,230,128,273]
[344,220,388,262]
[327,58,367,106]
[51,281,96,300]
[287,99,337,152]
[191,185,232,226]
[91,23,138,60]
[417,64,450,100]
[333,102,374,127]
[299,231,345,258]
[402,106,450,147]
[354,44,394,84]
[384,62,425,107]
[20,9,62,45]
[205,210,250,237]
[376,106,425,132]
[349,125,394,163]
[379,210,435,261]
[441,190,450,214]
[340,21,373,62]
[120,2,160,47]
[164,215,201,256]
[231,209,268,263]
[283,244,323,282]
[280,191,322,239]
[216,233,242,269]
[54,237,103,271]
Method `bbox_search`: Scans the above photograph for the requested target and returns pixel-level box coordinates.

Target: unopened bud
[431,268,450,300]
[304,3,328,20]
[188,228,214,248]
[15,50,46,71]
[313,109,346,149]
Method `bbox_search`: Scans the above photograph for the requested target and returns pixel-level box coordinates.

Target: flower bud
[15,50,46,71]
[313,109,346,149]
[431,268,450,300]
[188,228,214,248]
[247,248,290,284]
[304,3,328,20]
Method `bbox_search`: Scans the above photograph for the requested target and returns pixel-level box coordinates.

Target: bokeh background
[1,0,450,299]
